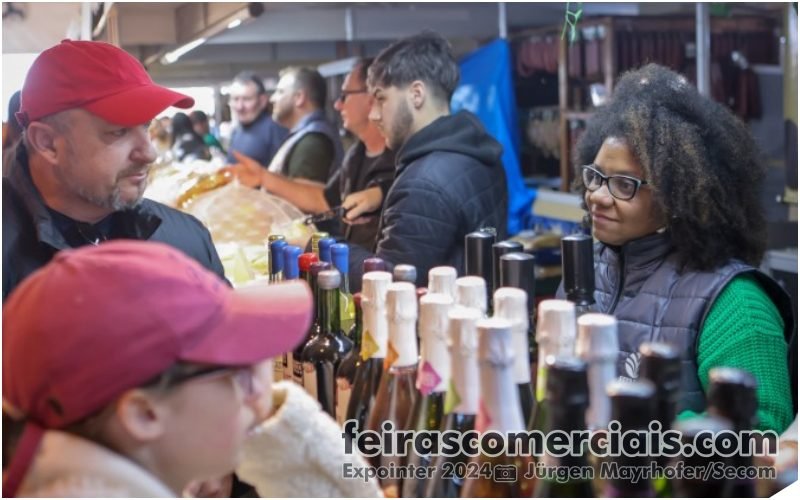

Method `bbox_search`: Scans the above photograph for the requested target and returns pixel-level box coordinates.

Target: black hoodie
[348,110,508,291]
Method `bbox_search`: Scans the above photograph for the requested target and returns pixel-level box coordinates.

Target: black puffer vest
[591,231,794,414]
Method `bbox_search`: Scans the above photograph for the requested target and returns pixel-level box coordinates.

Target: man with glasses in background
[226,71,288,167]
[230,59,395,249]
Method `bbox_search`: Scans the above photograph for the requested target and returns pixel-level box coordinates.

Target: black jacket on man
[348,110,508,291]
[3,147,226,301]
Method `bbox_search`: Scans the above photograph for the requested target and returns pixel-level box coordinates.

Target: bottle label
[274,355,285,381]
[303,362,318,401]
[444,379,462,414]
[417,360,442,396]
[361,329,379,361]
[292,358,304,387]
[384,341,399,371]
[475,399,493,434]
[284,352,294,381]
[340,293,356,333]
[336,377,352,426]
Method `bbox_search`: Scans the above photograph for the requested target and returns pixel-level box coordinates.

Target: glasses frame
[148,364,255,397]
[581,164,649,201]
[337,88,368,103]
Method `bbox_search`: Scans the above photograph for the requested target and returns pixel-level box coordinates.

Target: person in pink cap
[3,40,225,301]
[2,240,314,497]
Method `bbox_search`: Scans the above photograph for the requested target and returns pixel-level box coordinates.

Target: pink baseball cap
[2,240,312,429]
[16,39,193,128]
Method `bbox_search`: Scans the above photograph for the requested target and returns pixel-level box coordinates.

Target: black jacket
[3,148,226,301]
[349,111,508,291]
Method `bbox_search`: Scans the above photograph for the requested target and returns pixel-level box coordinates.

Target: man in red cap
[2,240,313,497]
[2,40,225,301]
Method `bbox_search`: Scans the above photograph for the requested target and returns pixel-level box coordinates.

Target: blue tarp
[451,38,536,236]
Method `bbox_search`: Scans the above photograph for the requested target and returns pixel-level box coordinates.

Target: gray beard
[72,178,146,212]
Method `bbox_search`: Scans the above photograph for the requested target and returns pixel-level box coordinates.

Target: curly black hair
[574,63,767,272]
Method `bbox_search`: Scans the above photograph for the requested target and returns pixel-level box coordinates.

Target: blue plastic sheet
[452,38,536,236]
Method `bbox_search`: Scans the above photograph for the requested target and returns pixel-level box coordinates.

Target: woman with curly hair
[572,63,794,433]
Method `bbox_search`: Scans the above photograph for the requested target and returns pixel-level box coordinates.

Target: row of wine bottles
[261,230,780,498]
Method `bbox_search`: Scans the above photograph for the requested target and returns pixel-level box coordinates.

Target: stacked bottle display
[262,232,786,498]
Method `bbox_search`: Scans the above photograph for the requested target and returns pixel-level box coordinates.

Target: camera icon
[494,464,517,483]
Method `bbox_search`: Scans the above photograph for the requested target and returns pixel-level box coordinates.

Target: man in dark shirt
[229,59,394,249]
[3,40,225,300]
[225,71,288,167]
[265,67,344,184]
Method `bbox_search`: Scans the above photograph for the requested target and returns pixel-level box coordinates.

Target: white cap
[576,313,619,362]
[493,287,529,331]
[418,293,453,394]
[455,276,487,314]
[362,271,392,306]
[476,317,514,366]
[386,282,418,367]
[536,299,576,357]
[419,293,453,340]
[428,266,457,298]
[386,282,418,321]
[448,306,481,353]
[448,306,481,414]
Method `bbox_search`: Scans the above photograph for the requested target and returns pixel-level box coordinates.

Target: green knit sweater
[677,275,793,433]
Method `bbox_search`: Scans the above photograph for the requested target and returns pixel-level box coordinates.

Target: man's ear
[293,88,307,109]
[25,122,62,165]
[408,81,427,110]
[258,93,269,111]
[113,389,168,442]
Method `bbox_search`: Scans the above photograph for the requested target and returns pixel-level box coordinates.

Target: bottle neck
[447,345,479,415]
[361,299,388,360]
[349,303,363,346]
[320,287,340,337]
[477,350,525,434]
[511,323,531,384]
[585,358,615,430]
[387,314,418,368]
[418,323,450,395]
[543,401,589,467]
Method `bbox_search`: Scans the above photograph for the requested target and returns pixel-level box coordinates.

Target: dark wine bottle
[274,244,302,381]
[465,230,495,313]
[561,233,596,316]
[534,356,594,497]
[461,318,535,498]
[336,292,362,426]
[301,269,353,417]
[292,260,330,389]
[500,251,537,387]
[707,367,759,498]
[286,252,319,380]
[402,293,453,498]
[269,239,288,283]
[426,306,481,498]
[310,231,329,257]
[603,379,657,497]
[344,268,391,437]
[331,243,355,334]
[670,416,734,497]
[266,233,285,283]
[366,282,420,497]
[493,287,535,426]
[492,240,523,294]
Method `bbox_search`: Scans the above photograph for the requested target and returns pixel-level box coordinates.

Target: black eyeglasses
[337,89,368,103]
[147,364,255,396]
[581,164,649,201]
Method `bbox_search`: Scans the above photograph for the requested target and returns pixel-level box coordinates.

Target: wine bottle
[639,342,681,497]
[493,287,535,426]
[310,231,329,257]
[561,233,596,316]
[575,313,618,431]
[402,293,453,498]
[269,239,288,283]
[455,276,487,317]
[366,282,420,497]
[529,300,576,432]
[461,318,535,498]
[603,379,657,497]
[286,253,319,380]
[302,269,353,417]
[465,230,495,313]
[274,244,302,381]
[331,243,356,333]
[500,252,537,388]
[426,306,481,498]
[292,260,330,389]
[428,266,457,299]
[534,356,594,497]
[492,240,523,295]
[707,367,759,498]
[266,233,285,282]
[345,269,391,437]
[670,416,734,497]
[319,236,336,263]
[336,292,362,426]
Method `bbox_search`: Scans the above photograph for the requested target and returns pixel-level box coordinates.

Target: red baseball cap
[2,240,313,429]
[15,39,194,128]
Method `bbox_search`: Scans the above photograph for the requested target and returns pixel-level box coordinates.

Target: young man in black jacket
[345,32,508,291]
[3,40,225,300]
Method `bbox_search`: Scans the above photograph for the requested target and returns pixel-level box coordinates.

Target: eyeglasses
[337,89,368,103]
[150,364,256,397]
[581,164,649,201]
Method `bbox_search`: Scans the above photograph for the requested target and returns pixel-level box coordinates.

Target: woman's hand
[342,187,383,225]
[225,151,265,189]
